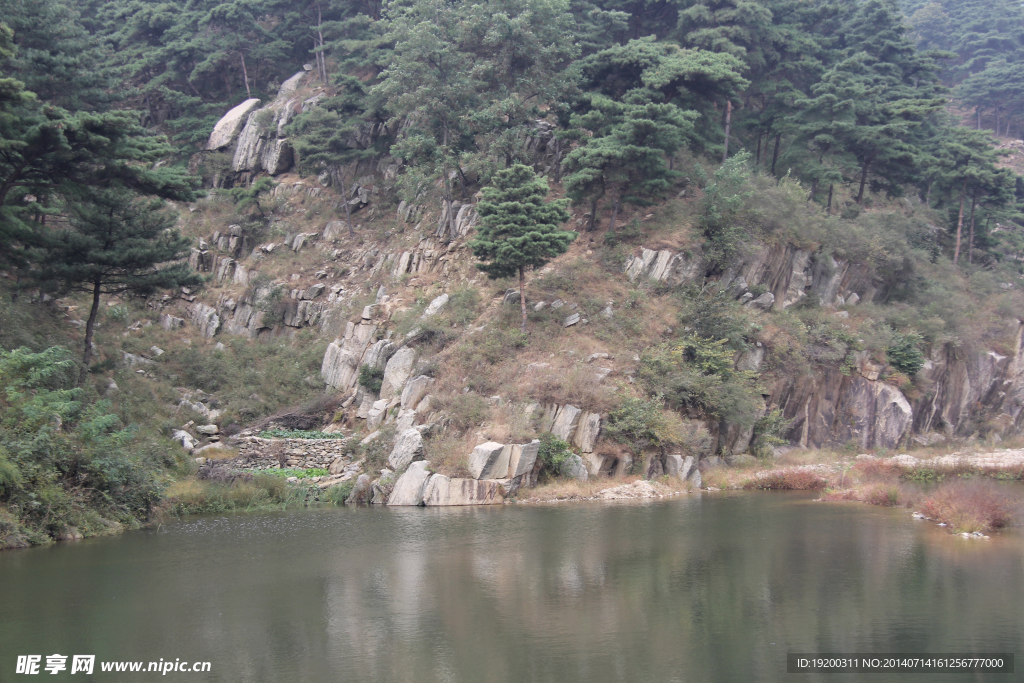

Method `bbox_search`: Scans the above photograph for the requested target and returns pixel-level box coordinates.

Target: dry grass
[919,481,1017,534]
[822,482,907,507]
[195,446,239,461]
[744,468,829,490]
[423,431,477,478]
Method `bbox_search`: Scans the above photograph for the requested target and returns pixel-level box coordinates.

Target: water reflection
[1,493,1021,682]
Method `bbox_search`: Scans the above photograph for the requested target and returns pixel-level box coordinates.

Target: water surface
[1,493,1021,682]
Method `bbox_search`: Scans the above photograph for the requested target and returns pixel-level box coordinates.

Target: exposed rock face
[380,346,416,400]
[188,303,220,338]
[321,319,378,390]
[228,72,308,176]
[206,99,262,150]
[507,440,540,479]
[387,428,424,470]
[572,412,601,452]
[387,461,432,506]
[422,475,505,506]
[625,242,878,311]
[400,375,434,411]
[550,405,582,441]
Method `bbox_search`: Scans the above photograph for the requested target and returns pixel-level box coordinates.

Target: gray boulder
[206,98,261,150]
[345,474,373,504]
[467,442,508,480]
[387,461,432,506]
[559,454,589,481]
[387,428,424,470]
[380,346,416,400]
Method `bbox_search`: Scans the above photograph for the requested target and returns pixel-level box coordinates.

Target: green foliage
[250,467,331,478]
[603,396,669,451]
[358,364,385,394]
[640,333,762,428]
[0,346,166,547]
[750,409,791,459]
[470,164,574,329]
[698,152,753,267]
[470,164,575,279]
[887,331,925,376]
[537,432,574,473]
[257,430,346,440]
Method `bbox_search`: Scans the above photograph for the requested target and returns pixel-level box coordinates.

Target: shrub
[744,469,827,490]
[697,152,753,267]
[750,409,791,459]
[887,331,925,376]
[538,433,575,475]
[919,480,1015,533]
[444,393,491,431]
[604,396,668,451]
[358,364,385,394]
[640,333,762,427]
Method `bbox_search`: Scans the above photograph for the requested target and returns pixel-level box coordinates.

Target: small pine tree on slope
[470,164,575,333]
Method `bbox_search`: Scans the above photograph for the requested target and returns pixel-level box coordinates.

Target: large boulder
[387,428,424,470]
[380,346,416,400]
[345,474,373,504]
[467,442,508,480]
[387,461,432,506]
[559,454,589,481]
[206,99,261,150]
[508,440,541,478]
[400,375,434,411]
[422,475,505,506]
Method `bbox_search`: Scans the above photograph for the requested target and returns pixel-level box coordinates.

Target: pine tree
[469,164,574,332]
[38,189,203,382]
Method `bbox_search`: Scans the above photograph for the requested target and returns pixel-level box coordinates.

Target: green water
[1,493,1021,682]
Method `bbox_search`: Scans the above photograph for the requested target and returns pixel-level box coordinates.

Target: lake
[1,492,1021,682]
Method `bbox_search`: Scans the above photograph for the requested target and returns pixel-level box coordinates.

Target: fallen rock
[387,461,432,506]
[380,346,416,400]
[559,454,589,481]
[196,424,219,435]
[422,293,449,318]
[468,442,508,480]
[387,428,424,470]
[206,98,262,150]
[346,474,373,504]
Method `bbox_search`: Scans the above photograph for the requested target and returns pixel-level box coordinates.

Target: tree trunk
[608,191,621,233]
[953,179,967,265]
[239,54,251,99]
[519,266,527,333]
[588,195,598,232]
[336,169,354,237]
[316,2,327,84]
[856,162,870,204]
[553,138,563,183]
[826,184,834,213]
[755,133,762,166]
[967,189,978,264]
[722,100,732,162]
[770,134,782,175]
[80,280,102,385]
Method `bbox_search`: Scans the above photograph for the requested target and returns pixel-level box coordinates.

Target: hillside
[6,0,1024,545]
